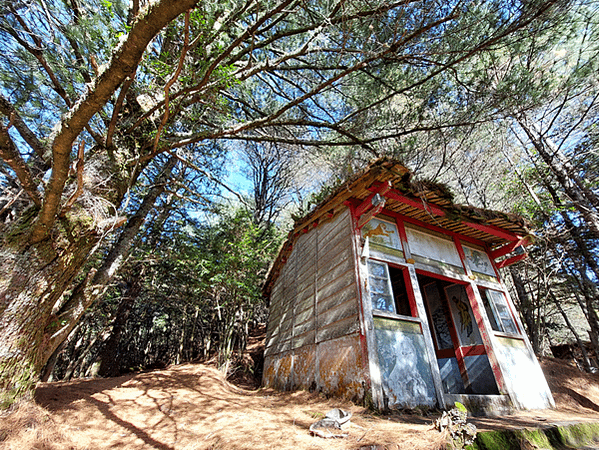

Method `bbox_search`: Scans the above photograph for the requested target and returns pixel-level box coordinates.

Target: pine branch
[30,0,200,243]
[0,123,42,206]
[0,94,49,166]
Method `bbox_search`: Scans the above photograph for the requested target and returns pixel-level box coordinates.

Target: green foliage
[51,203,284,379]
[454,402,467,413]
[194,207,282,365]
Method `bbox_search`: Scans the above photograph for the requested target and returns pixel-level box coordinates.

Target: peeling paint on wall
[317,334,366,402]
[263,210,368,402]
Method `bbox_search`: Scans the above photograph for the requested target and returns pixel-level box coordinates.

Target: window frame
[479,287,521,337]
[366,259,419,321]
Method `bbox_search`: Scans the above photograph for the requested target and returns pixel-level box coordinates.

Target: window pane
[368,261,395,313]
[479,288,501,332]
[487,289,519,335]
[372,293,395,312]
[371,276,391,295]
[369,261,386,277]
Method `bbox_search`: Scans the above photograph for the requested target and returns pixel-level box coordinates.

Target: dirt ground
[3,355,599,450]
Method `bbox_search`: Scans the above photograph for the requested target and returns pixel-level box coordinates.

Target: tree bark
[63,326,111,381]
[543,178,599,283]
[0,219,102,406]
[517,117,599,237]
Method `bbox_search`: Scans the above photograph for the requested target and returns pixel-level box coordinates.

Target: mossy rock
[545,422,599,448]
[467,429,520,450]
[467,422,599,450]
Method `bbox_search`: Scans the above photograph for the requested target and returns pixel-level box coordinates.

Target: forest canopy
[0,0,598,407]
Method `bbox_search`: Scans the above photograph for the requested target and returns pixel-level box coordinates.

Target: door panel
[366,260,438,408]
[373,317,437,407]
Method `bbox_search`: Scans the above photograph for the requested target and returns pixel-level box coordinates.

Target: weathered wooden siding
[263,209,366,401]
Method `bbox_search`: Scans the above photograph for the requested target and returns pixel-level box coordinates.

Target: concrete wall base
[443,394,514,417]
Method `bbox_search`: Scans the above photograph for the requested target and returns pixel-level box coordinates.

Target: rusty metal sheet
[290,345,317,390]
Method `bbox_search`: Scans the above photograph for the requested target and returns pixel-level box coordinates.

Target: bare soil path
[2,357,599,449]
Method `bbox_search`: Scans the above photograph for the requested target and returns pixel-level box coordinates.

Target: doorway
[366,260,438,407]
[417,274,499,395]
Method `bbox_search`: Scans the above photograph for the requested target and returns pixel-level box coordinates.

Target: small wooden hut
[262,158,554,413]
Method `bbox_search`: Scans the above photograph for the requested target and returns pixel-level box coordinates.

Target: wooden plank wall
[263,209,366,400]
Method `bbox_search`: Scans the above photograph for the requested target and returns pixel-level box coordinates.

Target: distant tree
[0,0,562,405]
[50,205,279,379]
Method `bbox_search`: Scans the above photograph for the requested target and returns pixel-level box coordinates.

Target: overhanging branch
[30,0,199,243]
[0,123,42,206]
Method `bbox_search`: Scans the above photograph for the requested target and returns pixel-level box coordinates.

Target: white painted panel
[405,227,462,267]
[495,336,555,409]
[462,244,496,277]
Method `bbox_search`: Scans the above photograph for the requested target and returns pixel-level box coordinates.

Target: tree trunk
[0,0,198,408]
[510,265,541,353]
[63,327,111,381]
[551,291,593,371]
[40,333,71,382]
[517,117,599,237]
[570,264,599,361]
[543,179,599,283]
[0,154,176,405]
[0,221,101,406]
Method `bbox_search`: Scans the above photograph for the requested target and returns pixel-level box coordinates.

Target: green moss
[3,205,39,247]
[517,428,552,448]
[363,388,376,411]
[468,423,599,450]
[546,422,599,448]
[467,430,519,450]
[0,359,36,410]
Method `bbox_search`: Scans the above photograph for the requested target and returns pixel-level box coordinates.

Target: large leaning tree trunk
[0,0,197,407]
[0,0,562,407]
[44,155,179,361]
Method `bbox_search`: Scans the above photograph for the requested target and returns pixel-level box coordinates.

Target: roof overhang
[264,158,532,297]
